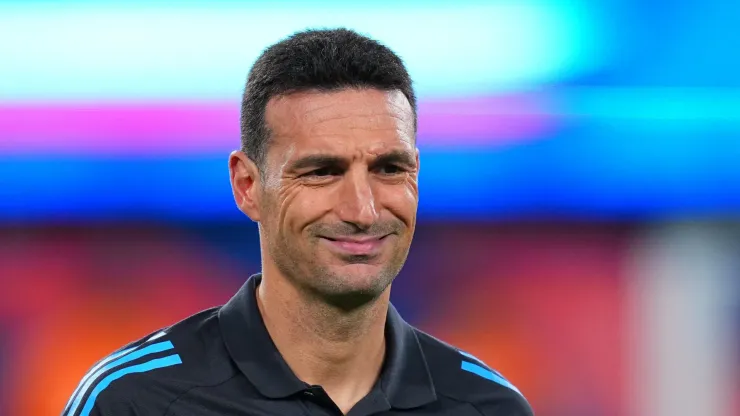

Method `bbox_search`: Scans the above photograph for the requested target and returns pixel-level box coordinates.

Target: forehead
[264,88,415,155]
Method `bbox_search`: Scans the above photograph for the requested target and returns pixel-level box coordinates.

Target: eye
[376,164,405,175]
[304,166,342,177]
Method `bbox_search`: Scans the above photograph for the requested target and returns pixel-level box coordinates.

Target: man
[63,28,533,416]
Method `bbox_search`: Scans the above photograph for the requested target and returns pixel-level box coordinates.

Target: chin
[313,264,395,306]
[334,263,388,288]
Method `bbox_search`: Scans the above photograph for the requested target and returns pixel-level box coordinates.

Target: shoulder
[63,307,236,416]
[414,329,534,416]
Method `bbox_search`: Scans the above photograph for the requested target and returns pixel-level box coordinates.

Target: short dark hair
[240,28,417,172]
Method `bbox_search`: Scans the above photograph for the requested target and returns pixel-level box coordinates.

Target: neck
[256,268,389,413]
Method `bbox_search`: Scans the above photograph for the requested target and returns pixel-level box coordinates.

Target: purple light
[0,95,553,155]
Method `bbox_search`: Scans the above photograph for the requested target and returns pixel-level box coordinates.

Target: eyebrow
[286,154,348,172]
[287,149,416,172]
[370,149,416,168]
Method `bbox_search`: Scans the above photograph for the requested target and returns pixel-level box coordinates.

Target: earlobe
[228,151,262,222]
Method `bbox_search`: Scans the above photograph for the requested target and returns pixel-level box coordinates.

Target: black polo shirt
[63,274,533,416]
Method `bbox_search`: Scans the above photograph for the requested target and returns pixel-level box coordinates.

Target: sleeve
[61,373,143,416]
[474,395,535,416]
[87,398,140,416]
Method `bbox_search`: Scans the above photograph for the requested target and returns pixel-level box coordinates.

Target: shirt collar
[218,274,437,408]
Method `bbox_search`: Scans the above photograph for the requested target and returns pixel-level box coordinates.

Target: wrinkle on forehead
[385,90,414,129]
[265,88,415,145]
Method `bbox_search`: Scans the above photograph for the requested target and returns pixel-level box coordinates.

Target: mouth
[319,234,392,256]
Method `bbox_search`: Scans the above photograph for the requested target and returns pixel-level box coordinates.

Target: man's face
[248,88,419,306]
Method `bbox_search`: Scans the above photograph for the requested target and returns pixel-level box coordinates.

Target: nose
[336,166,379,230]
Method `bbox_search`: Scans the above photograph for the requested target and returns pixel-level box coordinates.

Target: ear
[229,151,262,222]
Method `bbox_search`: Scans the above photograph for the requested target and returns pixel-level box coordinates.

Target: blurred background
[1,0,740,415]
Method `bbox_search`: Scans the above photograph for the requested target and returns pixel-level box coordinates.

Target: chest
[165,392,480,416]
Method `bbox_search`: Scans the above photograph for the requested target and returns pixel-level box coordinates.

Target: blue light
[3,135,740,222]
[0,1,603,100]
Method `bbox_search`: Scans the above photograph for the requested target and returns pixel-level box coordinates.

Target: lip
[320,235,390,256]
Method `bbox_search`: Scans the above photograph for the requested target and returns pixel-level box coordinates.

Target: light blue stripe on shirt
[66,341,175,416]
[461,361,523,396]
[80,354,183,416]
[63,345,139,415]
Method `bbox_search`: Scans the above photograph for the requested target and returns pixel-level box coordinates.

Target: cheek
[280,188,335,233]
[378,182,418,224]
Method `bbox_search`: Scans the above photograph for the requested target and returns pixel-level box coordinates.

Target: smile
[319,235,391,256]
